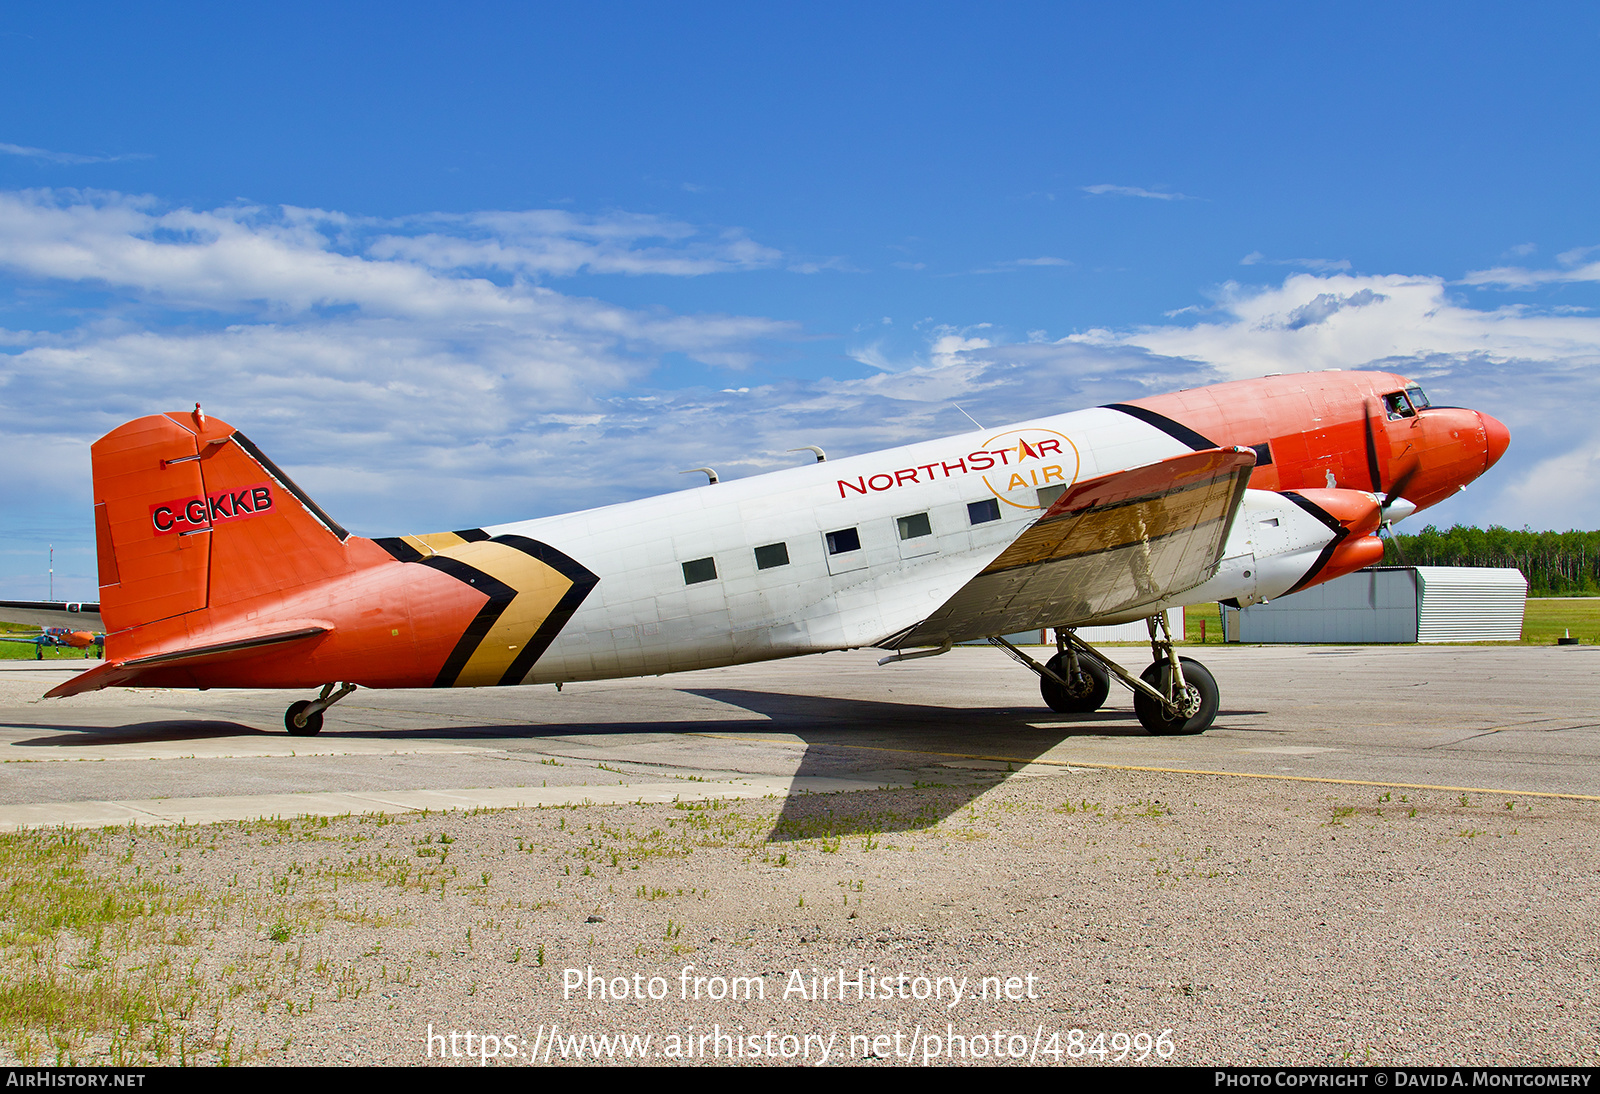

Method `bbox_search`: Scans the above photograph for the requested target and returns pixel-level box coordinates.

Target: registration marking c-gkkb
[149,482,276,535]
[835,428,1080,509]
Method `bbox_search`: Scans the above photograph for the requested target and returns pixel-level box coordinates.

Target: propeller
[1363,400,1420,563]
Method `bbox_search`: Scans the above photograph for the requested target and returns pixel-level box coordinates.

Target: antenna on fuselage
[788,446,827,463]
[953,404,985,430]
[679,467,719,484]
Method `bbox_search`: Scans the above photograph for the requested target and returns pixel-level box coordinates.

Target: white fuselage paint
[486,407,1347,684]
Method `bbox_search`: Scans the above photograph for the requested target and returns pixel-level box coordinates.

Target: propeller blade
[1363,400,1383,494]
[1388,525,1409,566]
[1383,459,1420,511]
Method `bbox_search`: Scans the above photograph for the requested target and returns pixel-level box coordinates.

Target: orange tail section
[54,409,596,698]
[93,407,358,632]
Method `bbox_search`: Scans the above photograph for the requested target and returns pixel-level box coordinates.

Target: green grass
[0,642,99,661]
[1520,597,1600,645]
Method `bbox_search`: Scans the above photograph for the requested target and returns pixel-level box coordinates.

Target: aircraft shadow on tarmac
[10,720,274,745]
[683,688,1142,841]
[11,689,1264,840]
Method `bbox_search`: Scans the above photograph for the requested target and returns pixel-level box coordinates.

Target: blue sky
[4,3,1600,600]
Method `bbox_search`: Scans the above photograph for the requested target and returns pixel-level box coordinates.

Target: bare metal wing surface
[887,448,1255,649]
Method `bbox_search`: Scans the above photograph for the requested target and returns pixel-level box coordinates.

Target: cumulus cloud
[6,193,1600,596]
[1046,272,1600,530]
[0,190,807,591]
[1065,272,1600,378]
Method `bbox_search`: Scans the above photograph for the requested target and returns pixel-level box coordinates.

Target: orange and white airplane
[26,370,1507,737]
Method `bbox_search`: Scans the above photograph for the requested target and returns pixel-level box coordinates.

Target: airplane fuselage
[54,369,1509,702]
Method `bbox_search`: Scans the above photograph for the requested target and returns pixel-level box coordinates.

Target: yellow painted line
[687,732,1600,803]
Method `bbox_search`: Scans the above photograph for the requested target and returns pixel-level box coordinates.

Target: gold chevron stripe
[427,538,580,687]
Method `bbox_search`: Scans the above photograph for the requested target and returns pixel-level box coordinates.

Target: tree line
[1382,525,1600,595]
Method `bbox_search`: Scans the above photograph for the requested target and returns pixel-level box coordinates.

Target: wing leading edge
[886,447,1256,649]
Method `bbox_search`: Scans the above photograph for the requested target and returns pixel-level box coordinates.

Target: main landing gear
[285,682,357,736]
[988,614,1219,736]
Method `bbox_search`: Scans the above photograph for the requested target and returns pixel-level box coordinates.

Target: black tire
[1040,651,1111,713]
[285,700,324,736]
[1133,658,1218,736]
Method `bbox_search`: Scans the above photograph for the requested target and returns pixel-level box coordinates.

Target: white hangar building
[1221,566,1527,644]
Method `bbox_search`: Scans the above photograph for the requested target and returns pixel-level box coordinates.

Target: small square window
[754,542,790,569]
[968,498,1001,525]
[897,512,932,540]
[825,527,861,555]
[682,557,717,584]
[1036,484,1067,510]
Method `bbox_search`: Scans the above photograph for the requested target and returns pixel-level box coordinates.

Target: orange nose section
[1479,412,1510,471]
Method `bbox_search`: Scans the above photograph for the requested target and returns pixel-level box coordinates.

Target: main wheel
[1133,658,1218,736]
[1040,651,1111,713]
[285,700,324,736]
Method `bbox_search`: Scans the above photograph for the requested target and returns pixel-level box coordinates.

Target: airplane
[22,372,1506,737]
[0,601,104,658]
[0,625,102,659]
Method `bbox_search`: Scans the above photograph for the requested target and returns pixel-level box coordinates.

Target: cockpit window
[1383,391,1416,420]
[1404,384,1431,410]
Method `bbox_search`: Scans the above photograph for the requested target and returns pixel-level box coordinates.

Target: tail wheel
[1040,651,1111,713]
[1134,658,1218,736]
[285,700,324,736]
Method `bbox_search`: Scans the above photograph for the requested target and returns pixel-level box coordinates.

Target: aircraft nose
[1478,411,1511,471]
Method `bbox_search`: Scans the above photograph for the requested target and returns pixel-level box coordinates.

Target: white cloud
[0,190,809,581]
[8,193,1600,597]
[1066,272,1600,378]
[1240,251,1352,273]
[1041,272,1600,530]
[369,210,784,277]
[1462,244,1600,289]
[1082,184,1192,201]
[0,142,145,165]
[967,256,1072,274]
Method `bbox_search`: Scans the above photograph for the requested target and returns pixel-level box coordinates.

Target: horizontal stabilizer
[888,447,1255,648]
[44,624,330,698]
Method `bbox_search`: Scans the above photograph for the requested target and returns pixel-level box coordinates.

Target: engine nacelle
[1185,488,1386,608]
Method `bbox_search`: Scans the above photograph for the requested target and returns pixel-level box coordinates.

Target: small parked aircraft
[29,371,1507,736]
[0,622,102,659]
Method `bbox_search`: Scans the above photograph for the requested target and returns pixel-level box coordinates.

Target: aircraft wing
[0,601,103,630]
[885,447,1255,649]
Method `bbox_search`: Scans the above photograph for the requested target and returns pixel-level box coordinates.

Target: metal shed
[1222,566,1526,644]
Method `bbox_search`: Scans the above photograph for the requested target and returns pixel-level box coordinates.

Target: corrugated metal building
[1222,566,1526,644]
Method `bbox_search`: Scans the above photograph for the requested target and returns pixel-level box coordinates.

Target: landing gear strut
[285,682,356,736]
[988,614,1219,736]
[1038,630,1110,713]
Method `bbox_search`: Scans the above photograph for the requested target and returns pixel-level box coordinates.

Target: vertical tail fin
[93,408,357,633]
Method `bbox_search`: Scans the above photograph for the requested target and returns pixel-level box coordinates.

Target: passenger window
[754,542,789,570]
[682,557,717,584]
[897,513,932,540]
[825,527,861,554]
[1036,484,1067,510]
[968,498,1001,525]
